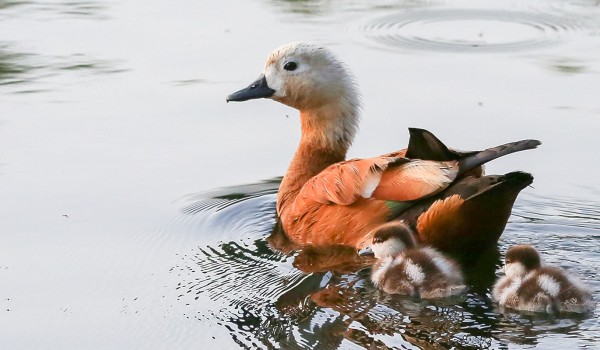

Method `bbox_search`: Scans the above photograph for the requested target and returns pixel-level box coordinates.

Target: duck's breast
[284,196,391,248]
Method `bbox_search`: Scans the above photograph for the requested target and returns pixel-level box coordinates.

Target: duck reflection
[268,219,374,274]
[178,181,590,349]
[266,218,503,348]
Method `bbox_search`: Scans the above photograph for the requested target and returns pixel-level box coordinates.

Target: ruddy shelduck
[359,222,466,298]
[493,245,593,314]
[227,42,540,254]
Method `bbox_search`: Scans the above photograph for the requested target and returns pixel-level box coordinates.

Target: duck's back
[410,248,466,298]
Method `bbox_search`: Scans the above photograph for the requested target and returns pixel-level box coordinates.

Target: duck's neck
[277,102,359,215]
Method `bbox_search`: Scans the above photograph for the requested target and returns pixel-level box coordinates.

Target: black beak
[358,246,374,256]
[226,75,275,102]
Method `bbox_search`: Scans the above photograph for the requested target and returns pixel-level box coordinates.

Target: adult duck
[227,42,540,254]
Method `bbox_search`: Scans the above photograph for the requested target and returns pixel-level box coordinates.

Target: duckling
[227,42,540,254]
[359,221,466,299]
[493,245,594,314]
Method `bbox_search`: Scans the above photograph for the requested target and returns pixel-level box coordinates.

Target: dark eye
[374,237,382,244]
[284,62,298,71]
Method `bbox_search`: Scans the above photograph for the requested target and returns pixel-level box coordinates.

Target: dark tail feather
[397,171,534,253]
[458,139,541,176]
[406,128,541,173]
[406,128,466,161]
[445,171,533,247]
[445,171,533,201]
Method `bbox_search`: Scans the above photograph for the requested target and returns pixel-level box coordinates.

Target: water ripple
[361,9,586,53]
[170,181,600,349]
[0,46,126,95]
[513,194,600,230]
[0,0,108,20]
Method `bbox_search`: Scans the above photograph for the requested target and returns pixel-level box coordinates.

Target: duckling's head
[359,221,416,259]
[504,245,541,278]
[227,42,360,112]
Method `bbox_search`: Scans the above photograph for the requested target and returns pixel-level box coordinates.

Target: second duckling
[359,221,466,299]
[493,244,594,314]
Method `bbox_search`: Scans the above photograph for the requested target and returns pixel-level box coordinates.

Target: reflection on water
[547,57,590,74]
[0,0,23,11]
[0,46,30,87]
[0,0,120,95]
[270,0,433,16]
[0,45,125,94]
[270,0,331,15]
[173,182,600,349]
[0,0,108,19]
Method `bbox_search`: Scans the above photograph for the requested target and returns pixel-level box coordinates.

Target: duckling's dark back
[375,248,463,298]
[520,266,590,302]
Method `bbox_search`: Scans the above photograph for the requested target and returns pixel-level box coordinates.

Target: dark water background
[1,0,599,349]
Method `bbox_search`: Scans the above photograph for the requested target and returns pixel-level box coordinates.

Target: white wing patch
[361,171,382,198]
[421,247,462,283]
[404,258,425,285]
[430,254,454,277]
[397,161,456,188]
[537,274,561,298]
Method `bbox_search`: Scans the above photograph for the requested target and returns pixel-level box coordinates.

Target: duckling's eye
[284,61,298,71]
[374,237,383,244]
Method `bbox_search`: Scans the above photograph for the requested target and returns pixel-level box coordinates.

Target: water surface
[1,0,599,349]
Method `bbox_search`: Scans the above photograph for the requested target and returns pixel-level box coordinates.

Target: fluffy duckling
[360,221,466,299]
[493,245,594,314]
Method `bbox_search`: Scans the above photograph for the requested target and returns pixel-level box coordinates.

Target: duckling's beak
[358,246,374,256]
[226,74,275,102]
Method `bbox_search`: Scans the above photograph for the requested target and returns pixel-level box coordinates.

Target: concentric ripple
[362,9,584,52]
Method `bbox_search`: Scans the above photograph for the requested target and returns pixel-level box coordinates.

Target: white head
[504,245,541,278]
[227,42,361,149]
[262,43,358,109]
[360,222,417,259]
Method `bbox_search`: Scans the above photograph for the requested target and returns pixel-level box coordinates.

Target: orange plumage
[227,42,540,255]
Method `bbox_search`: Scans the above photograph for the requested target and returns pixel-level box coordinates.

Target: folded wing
[297,156,459,205]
